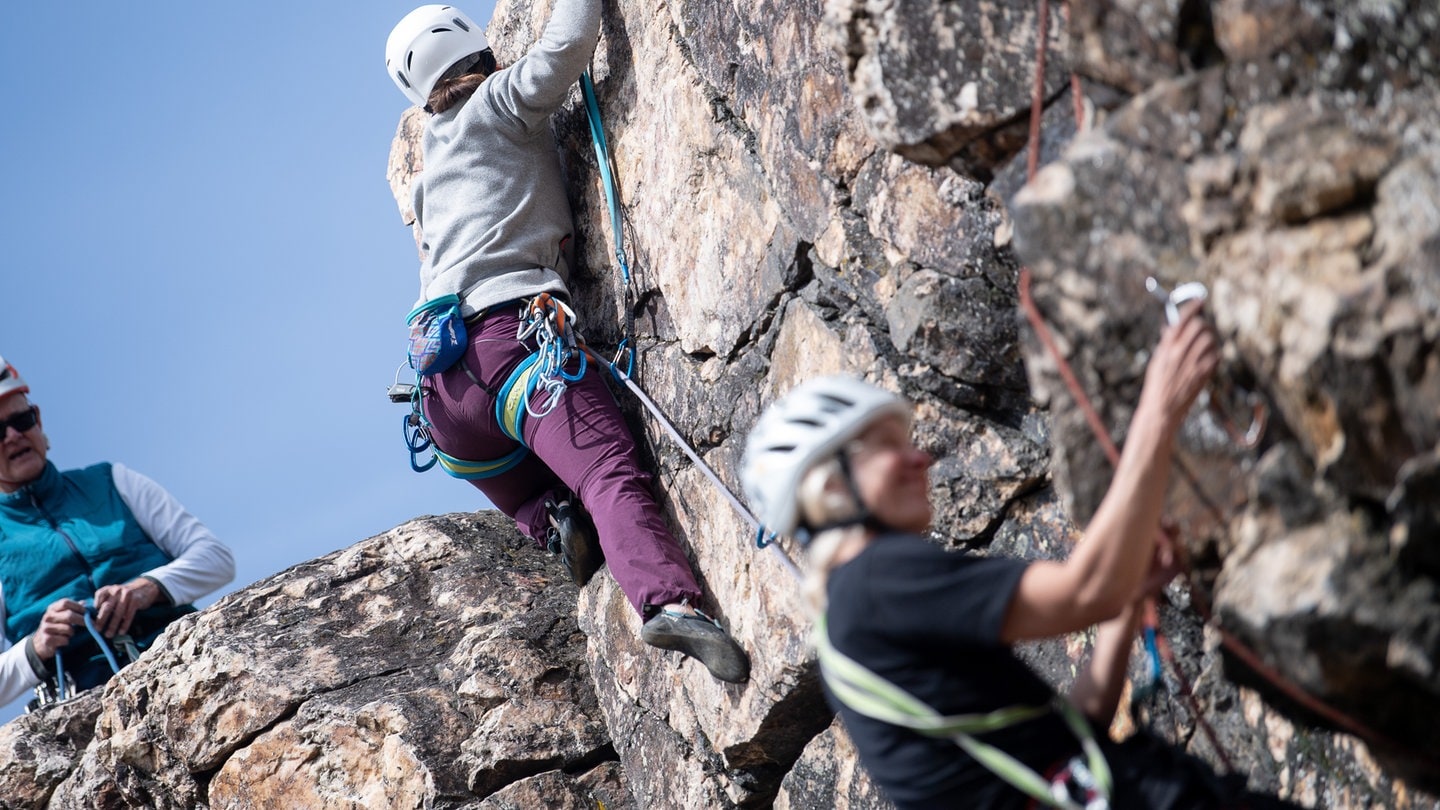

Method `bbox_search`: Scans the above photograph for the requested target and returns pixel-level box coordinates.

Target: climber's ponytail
[425,51,500,114]
[796,457,868,616]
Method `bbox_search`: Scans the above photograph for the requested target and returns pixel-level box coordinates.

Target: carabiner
[1145,277,1208,325]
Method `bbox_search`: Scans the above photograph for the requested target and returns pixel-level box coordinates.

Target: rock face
[0,514,630,809]
[8,0,1440,807]
[1006,0,1440,794]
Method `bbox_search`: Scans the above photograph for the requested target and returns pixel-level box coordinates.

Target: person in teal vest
[0,355,235,708]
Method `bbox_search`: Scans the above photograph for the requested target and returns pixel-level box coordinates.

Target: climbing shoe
[545,497,603,587]
[641,608,750,683]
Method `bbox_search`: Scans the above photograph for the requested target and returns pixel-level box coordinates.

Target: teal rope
[82,602,123,675]
[579,71,639,379]
[52,600,125,702]
[580,71,629,285]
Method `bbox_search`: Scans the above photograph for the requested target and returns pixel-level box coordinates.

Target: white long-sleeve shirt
[0,464,234,705]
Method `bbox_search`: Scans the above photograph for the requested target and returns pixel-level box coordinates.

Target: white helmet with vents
[0,355,29,402]
[741,376,910,538]
[386,5,490,107]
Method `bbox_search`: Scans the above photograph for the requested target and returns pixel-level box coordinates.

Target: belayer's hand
[93,578,162,638]
[31,598,85,661]
[1136,300,1220,435]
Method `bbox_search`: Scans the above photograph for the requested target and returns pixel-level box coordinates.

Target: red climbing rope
[1019,0,1233,769]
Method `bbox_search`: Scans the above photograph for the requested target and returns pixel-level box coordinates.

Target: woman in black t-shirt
[741,305,1301,809]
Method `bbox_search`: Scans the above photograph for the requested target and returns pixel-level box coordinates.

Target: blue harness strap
[434,445,529,479]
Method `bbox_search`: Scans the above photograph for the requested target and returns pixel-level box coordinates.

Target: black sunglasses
[0,407,39,436]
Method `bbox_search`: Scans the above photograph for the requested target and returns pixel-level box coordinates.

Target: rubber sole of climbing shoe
[546,500,603,587]
[641,611,750,683]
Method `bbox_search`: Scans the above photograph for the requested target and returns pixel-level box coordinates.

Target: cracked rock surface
[8,0,1440,807]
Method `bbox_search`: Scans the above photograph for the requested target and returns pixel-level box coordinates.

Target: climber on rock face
[0,355,236,710]
[383,2,748,683]
[740,305,1303,808]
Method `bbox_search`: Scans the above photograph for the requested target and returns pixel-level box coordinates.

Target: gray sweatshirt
[411,0,601,316]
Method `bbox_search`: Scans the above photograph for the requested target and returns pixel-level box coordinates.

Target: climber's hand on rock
[1137,301,1219,435]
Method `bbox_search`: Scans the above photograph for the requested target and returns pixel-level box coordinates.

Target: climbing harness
[397,293,589,480]
[392,70,631,480]
[815,615,1113,810]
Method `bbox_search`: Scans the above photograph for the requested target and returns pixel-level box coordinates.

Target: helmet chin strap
[797,451,897,541]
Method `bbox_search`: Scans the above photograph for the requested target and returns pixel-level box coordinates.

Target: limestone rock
[6,514,625,809]
[827,0,1069,175]
[774,719,896,810]
[0,692,101,808]
[1068,0,1204,94]
[1010,0,1440,797]
[11,0,1440,806]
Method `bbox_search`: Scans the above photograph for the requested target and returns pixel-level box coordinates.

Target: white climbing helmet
[386,5,490,107]
[0,355,29,402]
[741,375,911,539]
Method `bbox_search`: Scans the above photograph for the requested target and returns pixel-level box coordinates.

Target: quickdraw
[515,293,587,420]
[1145,278,1267,451]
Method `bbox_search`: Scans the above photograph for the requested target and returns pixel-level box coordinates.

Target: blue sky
[0,0,497,720]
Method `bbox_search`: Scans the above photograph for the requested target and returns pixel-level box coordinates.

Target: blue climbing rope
[51,600,126,702]
[580,71,638,379]
[53,648,68,701]
[82,603,123,676]
[580,71,630,286]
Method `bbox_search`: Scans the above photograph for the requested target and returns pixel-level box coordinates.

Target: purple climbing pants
[420,301,702,616]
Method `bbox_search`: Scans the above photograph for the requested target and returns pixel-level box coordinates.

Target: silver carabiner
[1145,277,1208,325]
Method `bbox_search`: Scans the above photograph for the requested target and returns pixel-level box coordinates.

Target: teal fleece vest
[0,461,177,642]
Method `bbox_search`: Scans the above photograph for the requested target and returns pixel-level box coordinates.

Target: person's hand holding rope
[92,578,162,638]
[30,598,85,660]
